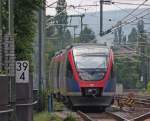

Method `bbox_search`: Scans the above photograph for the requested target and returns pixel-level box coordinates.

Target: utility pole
[100,0,103,36]
[0,0,2,70]
[73,26,77,43]
[38,0,45,111]
[46,24,78,45]
[80,14,85,33]
[99,0,112,36]
[47,14,84,42]
[8,0,14,35]
[0,0,1,33]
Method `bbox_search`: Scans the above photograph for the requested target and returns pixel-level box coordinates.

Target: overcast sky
[46,0,150,15]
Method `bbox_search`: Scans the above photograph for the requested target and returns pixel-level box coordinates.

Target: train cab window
[66,59,74,79]
[73,47,108,81]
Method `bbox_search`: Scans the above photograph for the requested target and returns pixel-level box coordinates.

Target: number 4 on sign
[16,61,29,83]
[20,72,25,80]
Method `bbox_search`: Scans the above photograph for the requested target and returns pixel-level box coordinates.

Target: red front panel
[67,49,113,89]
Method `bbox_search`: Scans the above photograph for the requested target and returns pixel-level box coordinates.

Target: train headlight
[87,88,98,96]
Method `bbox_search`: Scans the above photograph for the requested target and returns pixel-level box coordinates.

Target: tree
[117,21,123,44]
[80,26,95,43]
[122,35,126,44]
[137,19,148,88]
[115,57,140,89]
[14,0,42,71]
[113,21,125,45]
[1,0,42,71]
[1,0,9,34]
[64,29,72,46]
[114,29,118,44]
[128,27,137,43]
[55,0,67,33]
[55,0,68,49]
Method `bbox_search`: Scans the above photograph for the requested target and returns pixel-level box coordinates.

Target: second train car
[49,44,115,107]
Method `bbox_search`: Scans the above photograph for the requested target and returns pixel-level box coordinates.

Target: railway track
[77,107,150,121]
[55,94,150,121]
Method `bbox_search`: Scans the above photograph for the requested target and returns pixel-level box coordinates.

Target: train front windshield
[73,46,108,81]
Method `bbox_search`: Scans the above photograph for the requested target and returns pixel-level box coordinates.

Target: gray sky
[46,0,149,15]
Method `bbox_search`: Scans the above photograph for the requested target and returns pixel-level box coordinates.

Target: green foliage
[80,26,95,43]
[147,81,150,93]
[53,99,65,111]
[64,115,77,121]
[63,29,72,46]
[39,88,64,111]
[128,27,137,43]
[34,112,51,121]
[14,0,42,71]
[34,112,61,121]
[50,115,61,121]
[55,0,68,34]
[115,57,141,89]
[1,0,8,34]
[116,19,150,89]
[0,69,7,75]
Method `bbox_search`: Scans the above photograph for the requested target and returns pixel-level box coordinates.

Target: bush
[64,115,77,121]
[147,81,150,93]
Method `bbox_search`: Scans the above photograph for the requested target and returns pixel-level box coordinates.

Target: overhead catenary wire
[112,1,150,7]
[116,0,148,23]
[124,7,150,22]
[112,3,150,21]
[107,11,150,33]
[46,5,74,28]
[46,1,57,8]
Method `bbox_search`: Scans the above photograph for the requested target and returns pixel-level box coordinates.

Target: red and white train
[49,44,115,107]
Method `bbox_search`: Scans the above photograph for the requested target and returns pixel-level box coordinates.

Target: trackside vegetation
[33,112,77,121]
[33,112,61,121]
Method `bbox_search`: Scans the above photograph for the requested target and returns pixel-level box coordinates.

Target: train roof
[55,43,110,56]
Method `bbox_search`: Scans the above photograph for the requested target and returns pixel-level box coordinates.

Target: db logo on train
[16,61,29,83]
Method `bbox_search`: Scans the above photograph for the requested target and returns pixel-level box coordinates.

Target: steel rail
[0,109,14,114]
[133,111,150,121]
[77,110,126,121]
[105,111,127,121]
[77,108,150,121]
[16,100,38,107]
[77,111,93,121]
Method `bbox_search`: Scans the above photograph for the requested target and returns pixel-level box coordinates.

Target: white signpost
[16,61,29,83]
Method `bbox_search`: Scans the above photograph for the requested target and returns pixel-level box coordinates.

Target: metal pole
[100,0,103,36]
[81,16,83,33]
[0,0,2,70]
[80,14,84,41]
[38,8,42,100]
[8,0,14,35]
[73,26,76,43]
[38,0,45,111]
[0,0,2,34]
[38,4,43,111]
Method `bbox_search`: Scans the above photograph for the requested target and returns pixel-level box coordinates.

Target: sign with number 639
[16,61,29,83]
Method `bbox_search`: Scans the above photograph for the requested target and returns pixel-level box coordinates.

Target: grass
[33,112,61,121]
[33,112,78,121]
[64,114,77,121]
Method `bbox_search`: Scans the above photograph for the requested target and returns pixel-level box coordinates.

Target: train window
[74,55,107,69]
[73,55,107,81]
